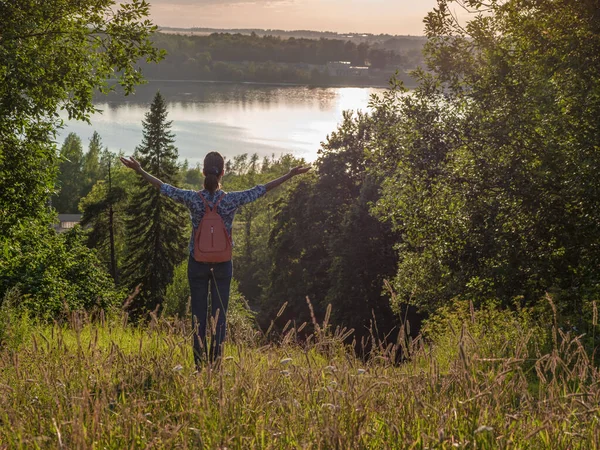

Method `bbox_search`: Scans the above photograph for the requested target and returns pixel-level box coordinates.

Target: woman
[120,152,310,367]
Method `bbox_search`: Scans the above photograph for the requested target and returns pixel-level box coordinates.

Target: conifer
[122,92,187,313]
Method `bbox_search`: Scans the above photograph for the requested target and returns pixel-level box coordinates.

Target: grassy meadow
[1,300,599,449]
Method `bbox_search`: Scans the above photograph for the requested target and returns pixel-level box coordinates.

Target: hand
[120,156,142,173]
[289,166,311,177]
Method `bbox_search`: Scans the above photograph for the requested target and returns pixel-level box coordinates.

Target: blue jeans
[187,256,232,366]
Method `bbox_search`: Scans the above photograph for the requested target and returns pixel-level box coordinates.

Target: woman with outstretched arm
[121,152,310,368]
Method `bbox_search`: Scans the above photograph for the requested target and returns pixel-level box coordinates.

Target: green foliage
[139,32,408,85]
[163,259,190,319]
[0,0,162,235]
[163,262,256,343]
[261,111,399,337]
[423,299,550,371]
[54,131,110,214]
[224,153,306,305]
[53,133,85,213]
[326,176,398,335]
[261,176,326,326]
[0,226,121,319]
[79,150,133,282]
[121,92,187,313]
[180,160,203,189]
[81,131,104,196]
[0,288,31,351]
[368,0,600,313]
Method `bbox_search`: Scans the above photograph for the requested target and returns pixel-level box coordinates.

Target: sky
[149,0,444,35]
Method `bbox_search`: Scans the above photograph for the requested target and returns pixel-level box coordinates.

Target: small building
[54,214,82,233]
[327,61,352,77]
[327,61,371,78]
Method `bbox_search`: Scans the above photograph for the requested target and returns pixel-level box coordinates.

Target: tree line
[136,32,413,86]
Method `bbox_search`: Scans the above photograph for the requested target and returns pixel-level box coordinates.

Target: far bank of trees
[138,32,419,86]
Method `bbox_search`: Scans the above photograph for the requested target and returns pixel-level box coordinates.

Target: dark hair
[203,151,224,192]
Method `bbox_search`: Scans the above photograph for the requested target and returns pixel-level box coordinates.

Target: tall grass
[0,298,599,449]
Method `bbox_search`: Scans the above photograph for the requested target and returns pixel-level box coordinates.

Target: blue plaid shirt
[160,184,267,255]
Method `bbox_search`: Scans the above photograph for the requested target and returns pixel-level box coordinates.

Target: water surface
[60,82,386,164]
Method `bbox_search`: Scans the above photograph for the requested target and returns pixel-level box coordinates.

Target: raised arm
[120,156,163,190]
[265,166,311,192]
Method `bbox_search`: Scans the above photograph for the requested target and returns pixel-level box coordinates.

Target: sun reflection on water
[59,83,386,164]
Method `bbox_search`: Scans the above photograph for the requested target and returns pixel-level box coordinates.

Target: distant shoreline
[97,79,410,103]
[142,78,399,89]
[157,26,426,40]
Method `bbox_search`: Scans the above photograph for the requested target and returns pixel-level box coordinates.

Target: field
[1,301,599,449]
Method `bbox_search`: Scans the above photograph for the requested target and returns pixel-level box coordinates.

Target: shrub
[422,299,551,371]
[0,288,31,350]
[0,224,122,319]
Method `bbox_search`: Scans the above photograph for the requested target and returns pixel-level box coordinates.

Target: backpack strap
[198,192,226,212]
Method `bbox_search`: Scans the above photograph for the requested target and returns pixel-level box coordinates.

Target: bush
[163,259,190,318]
[0,288,31,350]
[422,299,551,371]
[0,224,122,319]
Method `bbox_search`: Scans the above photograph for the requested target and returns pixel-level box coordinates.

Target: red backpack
[193,193,232,263]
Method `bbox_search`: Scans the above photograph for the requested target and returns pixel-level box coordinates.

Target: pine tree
[122,92,187,313]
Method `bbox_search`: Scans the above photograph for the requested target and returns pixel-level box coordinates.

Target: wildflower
[280,357,292,365]
[172,364,184,372]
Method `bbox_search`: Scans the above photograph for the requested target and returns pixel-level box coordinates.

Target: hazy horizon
[158,25,426,37]
[149,0,463,36]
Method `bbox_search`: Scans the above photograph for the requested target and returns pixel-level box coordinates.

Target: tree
[226,154,304,305]
[79,151,132,283]
[0,225,121,318]
[0,0,162,236]
[369,0,600,316]
[325,176,399,339]
[121,92,187,313]
[53,133,84,214]
[260,177,327,328]
[82,131,104,197]
[260,111,401,339]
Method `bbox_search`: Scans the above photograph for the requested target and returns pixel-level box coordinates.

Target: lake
[59,81,386,164]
